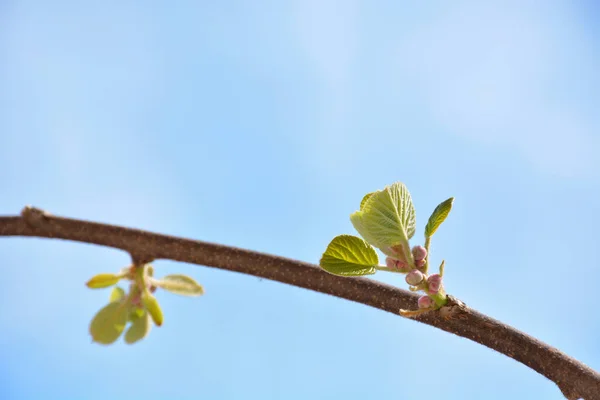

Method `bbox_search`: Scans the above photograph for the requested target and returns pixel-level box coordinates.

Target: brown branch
[1,207,599,399]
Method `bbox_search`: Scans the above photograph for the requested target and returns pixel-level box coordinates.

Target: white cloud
[395,2,600,178]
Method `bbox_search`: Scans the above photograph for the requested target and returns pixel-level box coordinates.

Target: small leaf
[425,197,454,238]
[125,312,151,344]
[319,235,378,276]
[350,182,416,253]
[109,287,126,303]
[89,302,129,345]
[86,273,122,289]
[142,292,164,327]
[155,275,204,297]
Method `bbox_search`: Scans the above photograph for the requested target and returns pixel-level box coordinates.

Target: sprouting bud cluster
[386,245,446,315]
[318,182,454,318]
[85,263,203,345]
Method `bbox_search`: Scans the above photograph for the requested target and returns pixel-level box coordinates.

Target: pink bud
[418,295,434,309]
[427,274,443,294]
[405,269,424,286]
[385,257,410,272]
[414,259,425,268]
[412,245,428,262]
[385,256,398,268]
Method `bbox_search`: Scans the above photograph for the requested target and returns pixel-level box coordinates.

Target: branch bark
[1,207,598,399]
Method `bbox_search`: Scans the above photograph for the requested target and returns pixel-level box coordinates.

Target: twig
[1,207,599,399]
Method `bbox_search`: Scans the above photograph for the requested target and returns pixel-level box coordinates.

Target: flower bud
[427,274,443,294]
[385,256,397,268]
[386,257,410,272]
[412,245,427,262]
[414,259,426,268]
[418,295,434,309]
[405,269,424,286]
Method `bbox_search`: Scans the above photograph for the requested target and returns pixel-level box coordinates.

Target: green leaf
[109,287,126,303]
[86,273,122,289]
[89,302,129,345]
[319,235,378,276]
[155,274,204,297]
[142,292,164,327]
[360,192,375,210]
[350,182,416,253]
[425,197,454,238]
[125,312,151,344]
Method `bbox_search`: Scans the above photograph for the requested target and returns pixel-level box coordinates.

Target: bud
[418,295,434,309]
[385,257,410,272]
[427,274,443,294]
[405,269,424,286]
[412,245,427,262]
[385,256,397,268]
[414,259,426,268]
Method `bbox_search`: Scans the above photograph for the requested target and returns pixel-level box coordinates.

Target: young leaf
[109,287,126,303]
[89,302,129,345]
[350,182,416,253]
[155,274,204,297]
[388,182,416,240]
[319,235,378,276]
[142,292,164,327]
[425,197,454,238]
[360,192,375,210]
[86,273,122,289]
[125,312,151,344]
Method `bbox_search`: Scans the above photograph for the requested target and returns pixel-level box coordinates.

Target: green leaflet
[86,273,122,289]
[319,235,378,276]
[350,182,416,253]
[155,274,204,297]
[89,302,129,345]
[142,292,164,327]
[109,287,126,303]
[125,312,151,344]
[425,197,454,238]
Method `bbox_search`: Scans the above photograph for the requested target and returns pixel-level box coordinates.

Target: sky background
[1,1,599,399]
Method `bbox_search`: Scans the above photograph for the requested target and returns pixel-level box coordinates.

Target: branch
[1,207,598,399]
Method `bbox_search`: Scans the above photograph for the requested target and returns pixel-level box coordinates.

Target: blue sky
[1,1,599,399]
